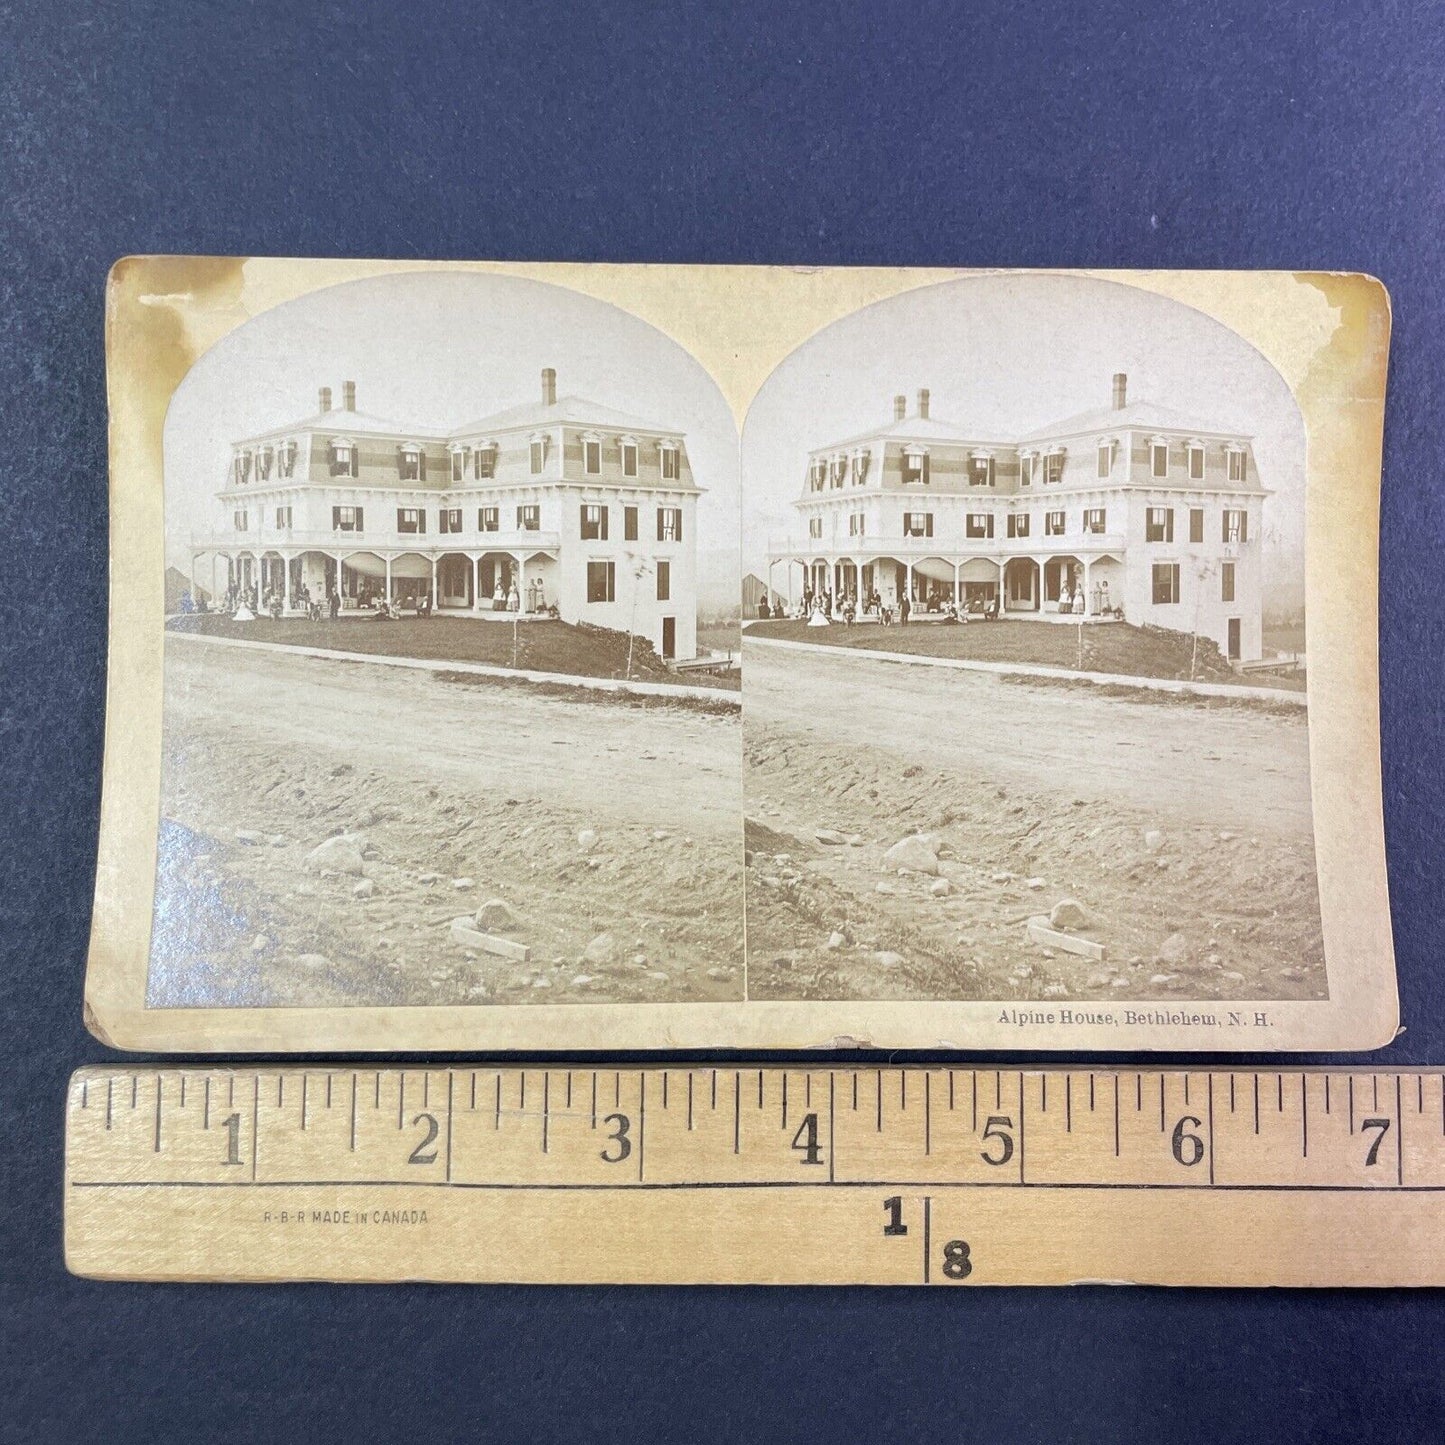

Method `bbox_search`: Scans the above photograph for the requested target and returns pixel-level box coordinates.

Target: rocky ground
[147,646,744,1008]
[743,645,1326,1004]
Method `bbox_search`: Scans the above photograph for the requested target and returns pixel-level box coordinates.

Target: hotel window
[809,516,822,539]
[584,437,602,475]
[257,446,273,481]
[1189,507,1205,543]
[1044,451,1065,484]
[1083,508,1106,534]
[621,440,638,477]
[529,437,547,475]
[902,447,929,485]
[278,440,297,478]
[330,441,358,478]
[1097,441,1113,479]
[808,460,824,493]
[587,560,615,604]
[1152,562,1181,605]
[581,503,609,540]
[1150,441,1169,478]
[1188,442,1205,481]
[332,505,364,533]
[660,443,681,481]
[1146,506,1174,543]
[1007,512,1030,539]
[440,508,463,534]
[903,511,934,538]
[399,446,425,482]
[274,505,292,530]
[1019,454,1035,486]
[969,455,995,487]
[474,443,497,479]
[233,509,249,531]
[451,449,466,482]
[851,450,870,485]
[1221,561,1236,603]
[397,507,427,534]
[965,513,994,539]
[235,452,251,485]
[1222,508,1248,543]
[828,456,845,488]
[517,504,540,531]
[656,560,671,602]
[478,506,499,532]
[848,512,865,537]
[1227,447,1248,483]
[657,506,682,542]
[624,505,638,541]
[1045,510,1065,536]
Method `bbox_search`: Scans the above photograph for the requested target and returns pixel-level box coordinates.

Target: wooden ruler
[65,1065,1445,1286]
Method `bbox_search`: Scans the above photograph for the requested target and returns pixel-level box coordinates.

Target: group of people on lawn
[179,577,558,623]
[755,576,1123,626]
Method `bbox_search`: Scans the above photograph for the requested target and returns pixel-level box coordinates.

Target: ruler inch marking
[153,1075,162,1153]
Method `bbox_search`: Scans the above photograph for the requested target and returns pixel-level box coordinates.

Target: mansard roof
[238,410,448,446]
[451,394,682,438]
[1019,398,1251,444]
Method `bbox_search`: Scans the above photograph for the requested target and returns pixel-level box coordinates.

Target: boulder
[825,931,847,950]
[1049,897,1090,930]
[295,953,329,972]
[929,878,953,898]
[1025,877,1047,891]
[452,877,475,890]
[882,835,940,876]
[814,828,848,846]
[474,898,518,932]
[303,835,365,876]
[583,931,617,966]
[873,951,906,969]
[352,879,375,900]
[577,828,599,853]
[1143,829,1166,853]
[234,829,265,846]
[1156,932,1190,965]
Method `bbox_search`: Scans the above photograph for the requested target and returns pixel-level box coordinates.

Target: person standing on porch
[493,580,506,612]
[328,587,340,619]
[1058,585,1073,615]
[900,593,911,625]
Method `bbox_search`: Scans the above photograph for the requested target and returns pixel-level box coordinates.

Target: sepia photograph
[148,269,744,1010]
[85,260,1394,1051]
[742,273,1325,1006]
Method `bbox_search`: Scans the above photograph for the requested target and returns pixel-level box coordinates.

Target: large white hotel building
[189,368,701,661]
[766,372,1268,662]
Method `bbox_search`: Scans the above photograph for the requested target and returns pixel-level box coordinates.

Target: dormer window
[902,446,930,486]
[1186,439,1206,481]
[828,455,846,488]
[1019,451,1035,486]
[808,459,825,493]
[1044,449,1065,485]
[399,444,425,482]
[1097,440,1115,479]
[660,441,681,482]
[583,434,602,475]
[968,452,995,488]
[851,448,871,485]
[329,439,358,478]
[529,435,548,475]
[620,437,639,478]
[257,445,273,481]
[474,441,497,479]
[234,452,252,485]
[450,446,467,483]
[278,440,297,478]
[1226,445,1248,483]
[1150,439,1169,478]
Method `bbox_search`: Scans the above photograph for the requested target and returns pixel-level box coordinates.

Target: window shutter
[355,506,364,531]
[601,506,609,541]
[350,448,359,478]
[656,509,664,542]
[419,510,427,534]
[1240,511,1248,543]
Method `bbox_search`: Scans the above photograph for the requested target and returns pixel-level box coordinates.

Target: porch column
[333,555,343,609]
[473,555,482,611]
[904,562,913,608]
[384,554,392,604]
[190,551,202,610]
[430,556,439,610]
[1083,558,1093,615]
[953,560,960,605]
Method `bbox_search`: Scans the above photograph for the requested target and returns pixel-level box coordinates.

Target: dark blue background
[3,2,1443,1441]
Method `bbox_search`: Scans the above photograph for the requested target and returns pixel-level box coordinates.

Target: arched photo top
[742,271,1310,626]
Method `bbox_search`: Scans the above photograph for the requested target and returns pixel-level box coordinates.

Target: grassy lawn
[167,613,742,690]
[744,617,1306,689]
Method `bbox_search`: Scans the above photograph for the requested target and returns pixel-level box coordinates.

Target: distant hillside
[165,566,209,611]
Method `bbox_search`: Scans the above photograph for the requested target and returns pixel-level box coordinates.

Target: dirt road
[150,644,743,1009]
[744,642,1325,1004]
[744,642,1313,840]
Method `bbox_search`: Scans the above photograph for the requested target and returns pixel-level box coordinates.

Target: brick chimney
[917,387,930,420]
[1112,372,1128,410]
[342,380,356,411]
[541,367,557,406]
[893,393,907,421]
[318,386,332,413]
